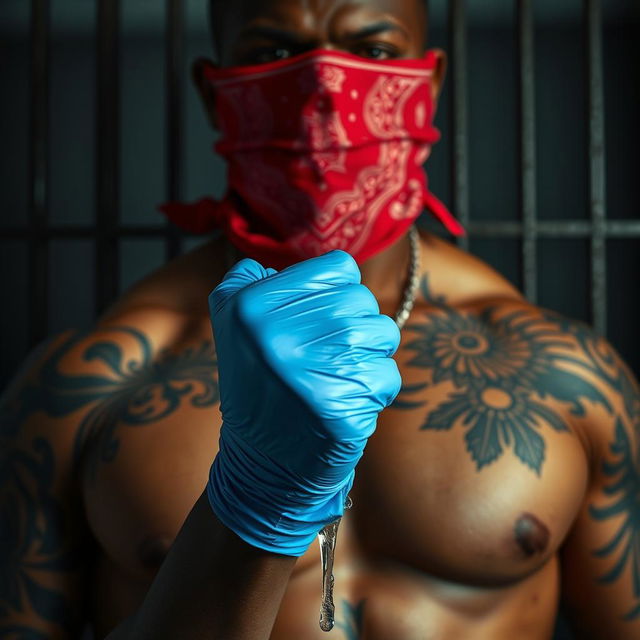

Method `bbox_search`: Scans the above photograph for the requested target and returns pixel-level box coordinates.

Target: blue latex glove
[207,251,402,556]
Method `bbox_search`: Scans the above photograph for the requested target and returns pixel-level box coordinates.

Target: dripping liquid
[317,495,353,632]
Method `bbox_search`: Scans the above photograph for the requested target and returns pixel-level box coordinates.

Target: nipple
[318,495,353,632]
[514,513,549,557]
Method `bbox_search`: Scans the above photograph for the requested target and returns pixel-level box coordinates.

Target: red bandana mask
[159,48,465,269]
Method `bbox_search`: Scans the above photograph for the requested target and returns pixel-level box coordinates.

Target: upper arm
[1,308,220,638]
[1,332,91,638]
[558,325,640,639]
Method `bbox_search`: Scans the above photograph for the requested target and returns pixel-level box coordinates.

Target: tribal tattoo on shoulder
[392,274,624,475]
[4,327,219,477]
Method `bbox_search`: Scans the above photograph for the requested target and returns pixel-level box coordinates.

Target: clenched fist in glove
[207,250,402,556]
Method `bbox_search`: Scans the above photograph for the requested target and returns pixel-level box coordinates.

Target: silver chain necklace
[394,225,421,330]
[224,225,420,330]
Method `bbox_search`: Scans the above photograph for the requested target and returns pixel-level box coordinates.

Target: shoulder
[2,303,215,464]
[423,287,637,471]
[416,231,636,454]
[3,234,225,455]
[103,235,226,320]
[418,230,525,307]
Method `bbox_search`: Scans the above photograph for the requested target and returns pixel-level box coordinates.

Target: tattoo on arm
[5,327,219,479]
[0,435,82,633]
[589,367,640,621]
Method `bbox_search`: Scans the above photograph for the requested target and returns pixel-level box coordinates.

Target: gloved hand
[207,250,402,556]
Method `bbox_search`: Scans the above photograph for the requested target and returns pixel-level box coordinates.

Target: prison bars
[28,0,49,345]
[448,0,470,254]
[166,0,185,260]
[585,0,607,335]
[96,0,120,314]
[15,0,636,348]
[517,0,537,305]
[24,0,185,335]
[448,0,613,333]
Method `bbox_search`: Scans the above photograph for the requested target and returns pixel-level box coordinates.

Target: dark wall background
[0,0,638,389]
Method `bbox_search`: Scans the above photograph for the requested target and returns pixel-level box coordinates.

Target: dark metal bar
[6,220,640,240]
[0,226,217,238]
[1,226,187,239]
[28,0,50,346]
[463,220,640,237]
[517,0,538,303]
[165,0,184,260]
[585,0,607,334]
[96,0,120,312]
[448,0,470,250]
[605,221,640,237]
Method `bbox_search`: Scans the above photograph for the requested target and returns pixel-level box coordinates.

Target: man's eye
[355,44,398,60]
[252,47,292,64]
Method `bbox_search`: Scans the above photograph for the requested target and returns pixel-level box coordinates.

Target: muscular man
[2,1,639,638]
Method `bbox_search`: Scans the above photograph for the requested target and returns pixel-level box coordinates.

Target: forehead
[212,0,426,41]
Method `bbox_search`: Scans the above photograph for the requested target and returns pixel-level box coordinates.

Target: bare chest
[80,367,588,588]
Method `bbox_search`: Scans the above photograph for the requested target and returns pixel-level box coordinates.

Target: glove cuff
[207,429,354,556]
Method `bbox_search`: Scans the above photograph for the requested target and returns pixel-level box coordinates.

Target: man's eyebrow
[342,21,409,42]
[237,21,409,44]
[237,24,311,44]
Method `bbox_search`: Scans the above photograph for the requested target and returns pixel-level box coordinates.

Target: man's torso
[53,232,593,638]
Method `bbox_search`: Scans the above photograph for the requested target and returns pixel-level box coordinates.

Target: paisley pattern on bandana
[160,48,465,269]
